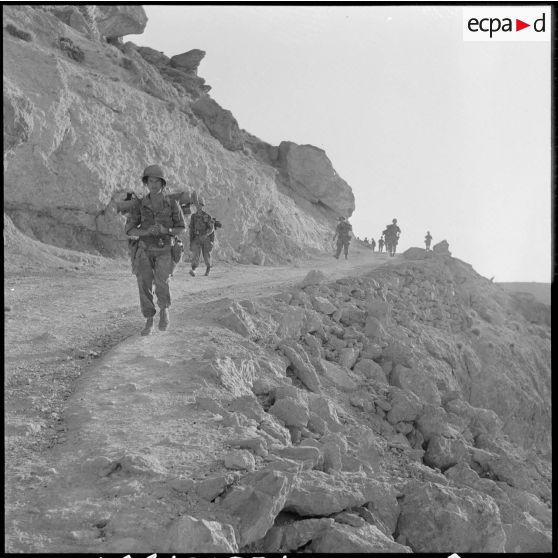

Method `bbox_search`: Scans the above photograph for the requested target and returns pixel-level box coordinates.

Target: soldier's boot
[158,308,170,331]
[204,265,210,276]
[189,268,196,277]
[141,316,154,336]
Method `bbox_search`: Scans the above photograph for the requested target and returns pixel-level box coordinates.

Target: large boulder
[284,471,399,523]
[278,340,321,393]
[95,6,147,38]
[162,515,237,553]
[277,141,355,216]
[397,480,506,552]
[423,435,469,470]
[170,49,206,72]
[220,468,295,546]
[432,239,451,256]
[309,523,411,553]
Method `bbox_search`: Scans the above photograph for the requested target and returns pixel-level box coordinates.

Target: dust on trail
[5,246,396,552]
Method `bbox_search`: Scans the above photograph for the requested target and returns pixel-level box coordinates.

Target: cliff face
[3,5,355,263]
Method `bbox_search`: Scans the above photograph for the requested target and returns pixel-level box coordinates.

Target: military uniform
[384,222,401,256]
[425,232,432,251]
[334,219,352,259]
[189,208,214,275]
[378,237,384,252]
[126,192,185,320]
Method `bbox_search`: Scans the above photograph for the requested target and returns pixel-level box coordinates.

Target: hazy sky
[132,5,551,282]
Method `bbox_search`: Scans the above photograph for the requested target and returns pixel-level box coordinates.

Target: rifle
[116,189,200,214]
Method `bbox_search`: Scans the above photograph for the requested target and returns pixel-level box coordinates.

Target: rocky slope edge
[179,250,551,552]
[3,5,354,264]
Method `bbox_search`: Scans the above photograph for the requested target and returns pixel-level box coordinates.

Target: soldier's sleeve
[171,199,186,231]
[125,199,141,234]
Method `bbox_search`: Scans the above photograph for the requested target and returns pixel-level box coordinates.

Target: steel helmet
[142,164,166,186]
[392,218,397,224]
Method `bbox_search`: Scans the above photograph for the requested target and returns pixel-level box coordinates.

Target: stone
[170,49,206,72]
[363,315,386,339]
[195,474,238,501]
[279,340,321,393]
[229,437,268,457]
[334,511,365,527]
[163,515,237,552]
[308,396,343,432]
[262,518,334,552]
[227,395,266,423]
[271,445,321,468]
[191,95,244,151]
[337,347,359,370]
[220,468,295,546]
[402,247,427,260]
[397,480,506,552]
[284,471,397,519]
[311,295,337,314]
[432,240,451,256]
[353,358,387,383]
[503,516,552,553]
[277,141,355,216]
[424,435,469,470]
[259,416,292,445]
[224,449,255,471]
[321,359,358,391]
[390,363,441,406]
[416,404,460,442]
[269,396,309,428]
[309,522,411,553]
[96,6,148,38]
[340,304,367,326]
[218,302,257,337]
[299,269,327,287]
[386,388,423,424]
[307,412,327,435]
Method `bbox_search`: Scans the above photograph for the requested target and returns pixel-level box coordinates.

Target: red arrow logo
[516,19,530,31]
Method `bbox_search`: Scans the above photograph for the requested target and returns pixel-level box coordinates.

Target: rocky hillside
[3,5,354,264]
[184,249,551,552]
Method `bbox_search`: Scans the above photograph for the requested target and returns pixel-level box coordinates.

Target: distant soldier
[125,165,186,336]
[189,197,215,276]
[333,216,352,260]
[378,236,384,253]
[424,230,433,251]
[370,237,376,252]
[383,218,401,257]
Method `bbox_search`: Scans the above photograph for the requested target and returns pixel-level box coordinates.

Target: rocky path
[5,246,395,552]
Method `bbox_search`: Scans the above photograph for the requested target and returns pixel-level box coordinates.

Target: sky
[131,5,551,282]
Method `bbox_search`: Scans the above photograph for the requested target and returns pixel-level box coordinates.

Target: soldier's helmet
[392,218,397,224]
[142,165,166,186]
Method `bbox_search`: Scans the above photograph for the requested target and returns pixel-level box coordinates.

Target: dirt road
[5,245,398,552]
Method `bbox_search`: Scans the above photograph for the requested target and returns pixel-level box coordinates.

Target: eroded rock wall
[3,5,354,263]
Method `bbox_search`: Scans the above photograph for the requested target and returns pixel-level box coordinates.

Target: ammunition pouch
[171,237,184,264]
[129,238,143,275]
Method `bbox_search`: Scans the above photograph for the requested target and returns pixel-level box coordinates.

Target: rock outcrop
[3,5,354,263]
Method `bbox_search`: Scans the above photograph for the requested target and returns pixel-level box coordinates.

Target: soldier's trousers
[135,248,175,317]
[336,238,350,258]
[190,238,213,269]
